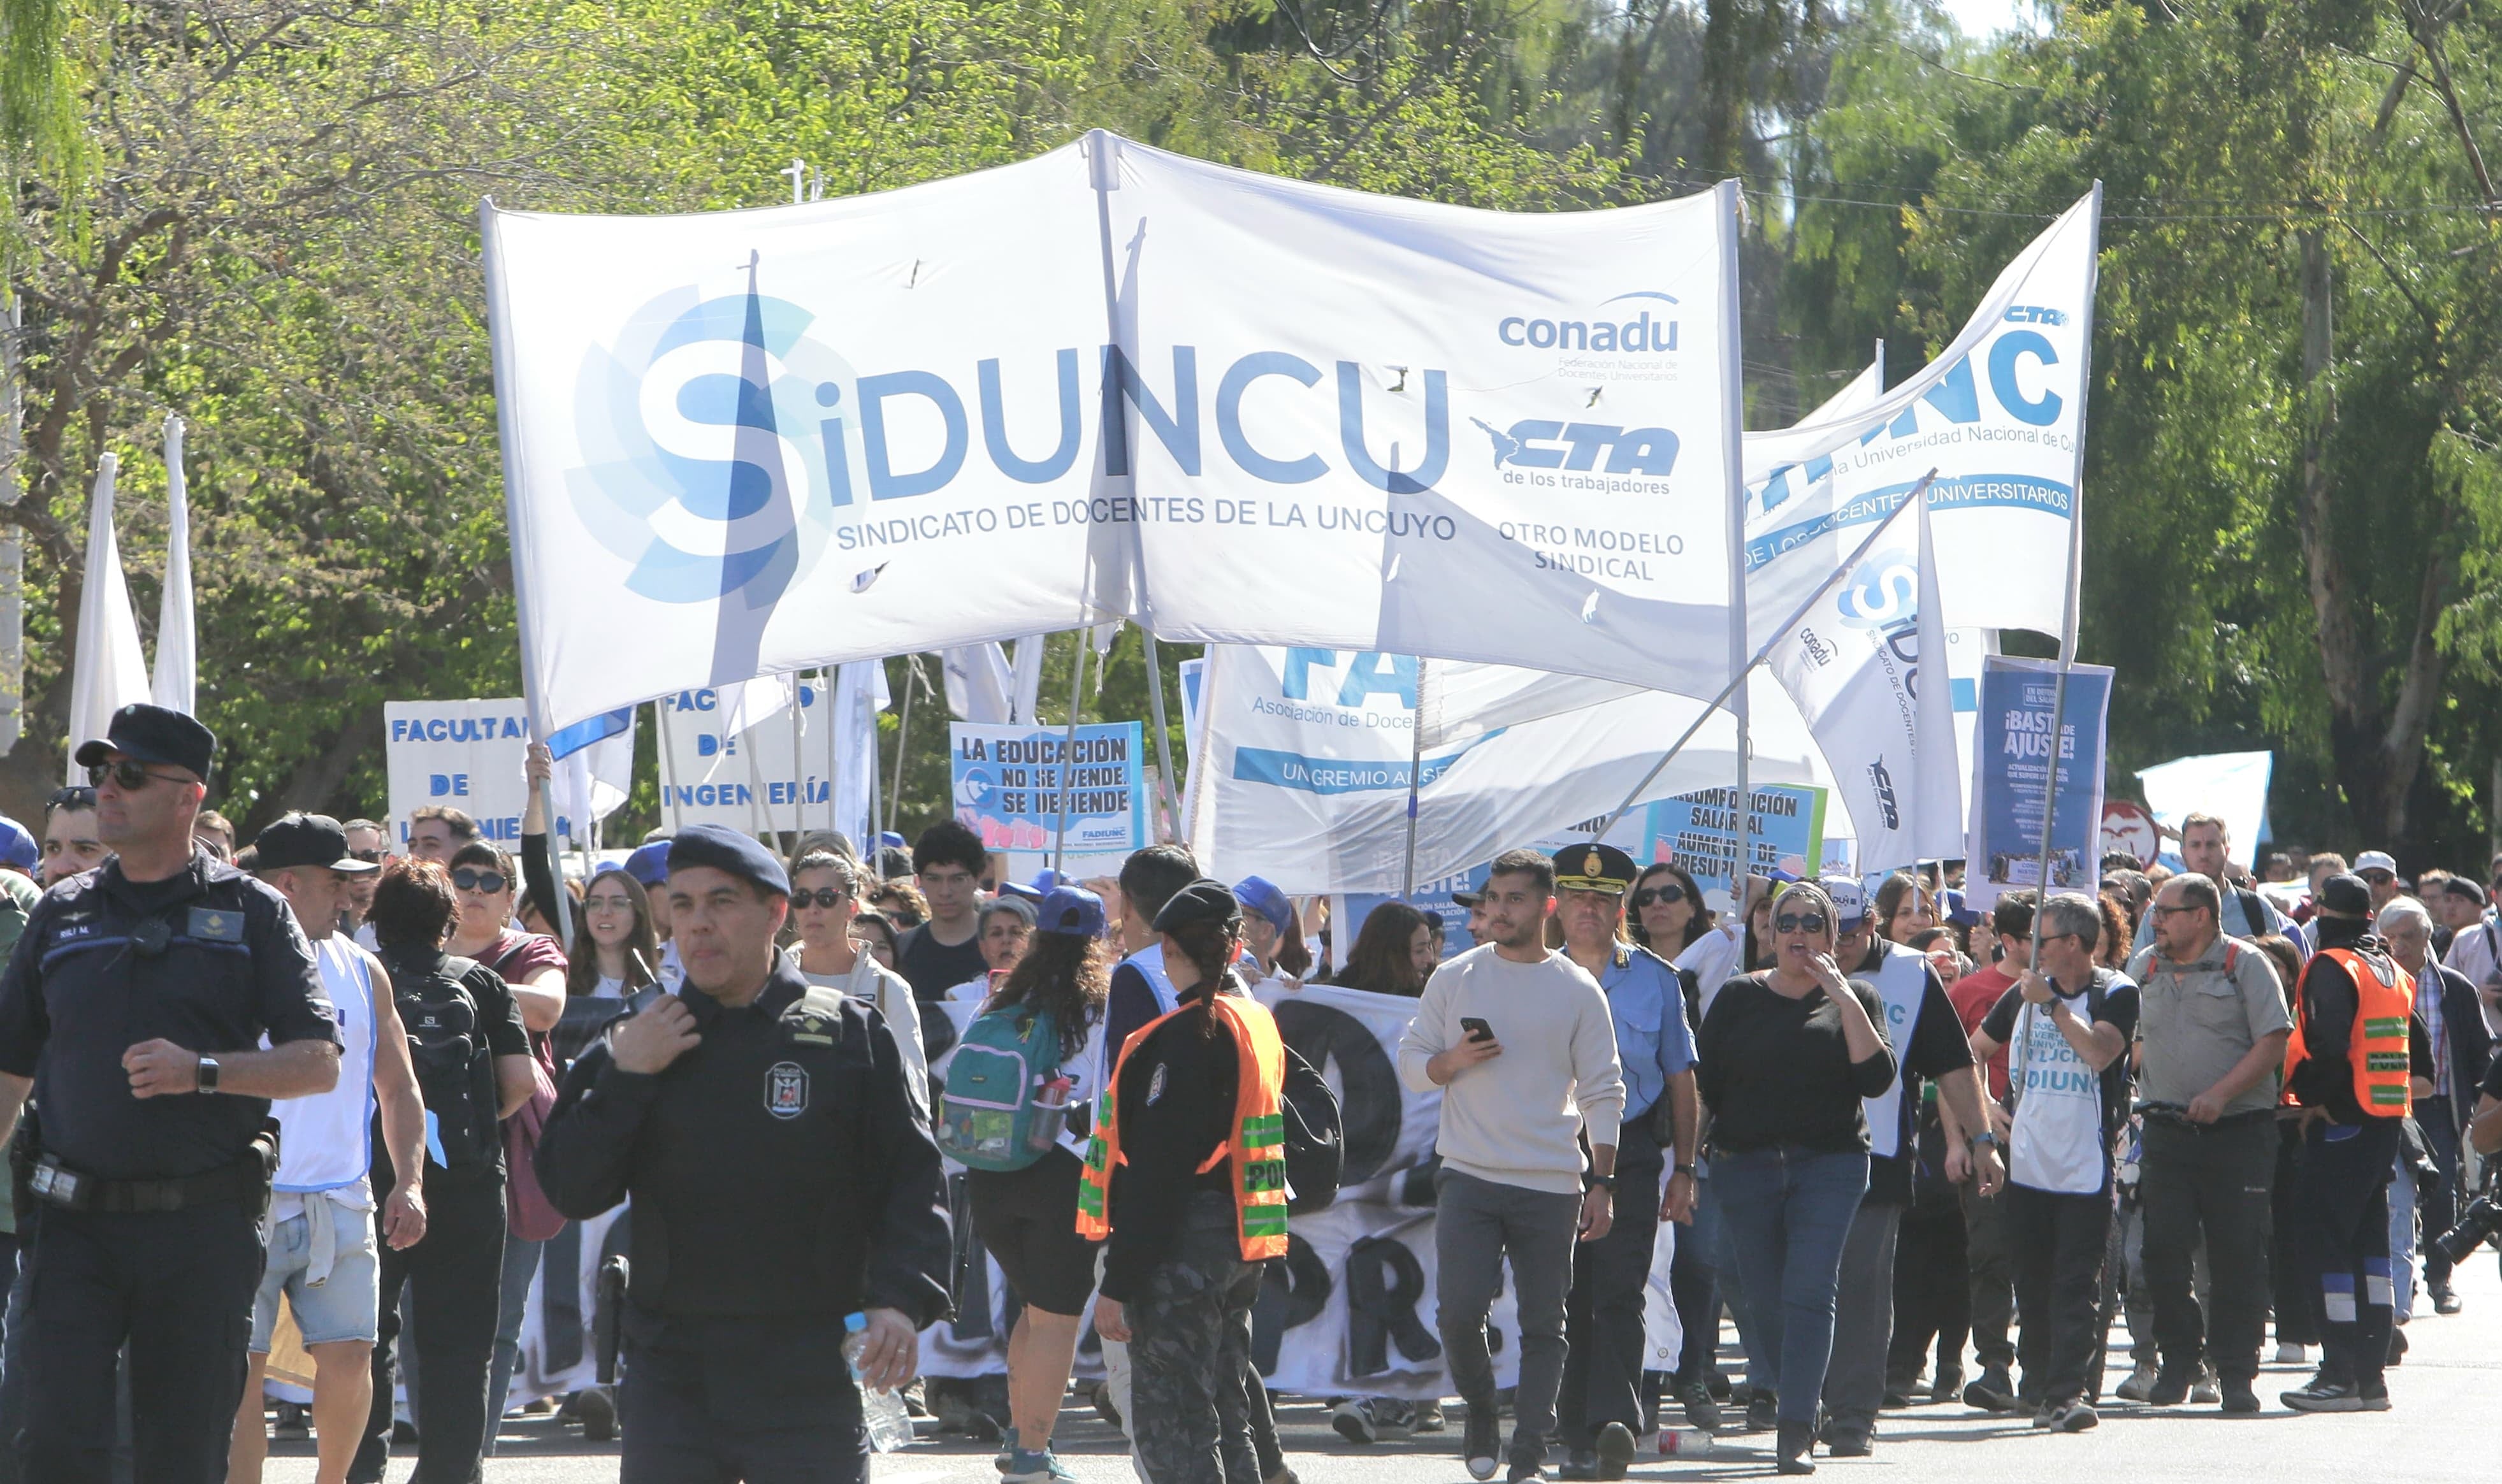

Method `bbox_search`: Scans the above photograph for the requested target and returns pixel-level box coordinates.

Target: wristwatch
[1673,1163,1698,1179]
[1585,1173,1617,1191]
[196,1056,221,1095]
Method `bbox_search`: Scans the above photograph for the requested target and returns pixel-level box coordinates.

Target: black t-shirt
[1698,973,1897,1155]
[896,922,989,1003]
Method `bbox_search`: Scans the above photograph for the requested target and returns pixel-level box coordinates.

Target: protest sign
[1741,191,2102,644]
[950,721,1146,871]
[1185,645,1829,893]
[486,134,1747,740]
[1964,656,2114,910]
[1640,784,1828,901]
[2099,799,2159,868]
[385,699,607,844]
[2136,751,2273,867]
[655,681,839,834]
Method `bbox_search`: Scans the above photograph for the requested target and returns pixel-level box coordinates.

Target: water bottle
[1655,1426,1715,1456]
[844,1312,916,1453]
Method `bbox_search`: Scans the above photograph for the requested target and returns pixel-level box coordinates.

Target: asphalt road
[266,1250,2502,1483]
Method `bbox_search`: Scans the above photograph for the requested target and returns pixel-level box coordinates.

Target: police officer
[0,702,342,1483]
[1549,844,1699,1481]
[536,823,950,1483]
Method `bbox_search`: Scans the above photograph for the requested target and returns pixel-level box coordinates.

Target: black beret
[666,823,790,897]
[1152,877,1241,935]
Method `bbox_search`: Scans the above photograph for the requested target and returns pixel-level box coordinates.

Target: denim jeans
[1710,1147,1869,1423]
[483,1235,546,1455]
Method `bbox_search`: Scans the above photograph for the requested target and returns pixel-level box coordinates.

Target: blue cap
[1233,875,1294,937]
[1037,884,1106,939]
[995,879,1045,905]
[1941,886,1980,928]
[1030,868,1065,893]
[0,816,34,872]
[624,840,672,887]
[667,824,790,897]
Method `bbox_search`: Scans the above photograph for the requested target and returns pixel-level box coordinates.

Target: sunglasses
[793,888,851,909]
[1774,912,1830,935]
[87,760,190,791]
[584,892,637,912]
[1631,884,1689,909]
[2361,871,2396,884]
[450,868,509,895]
[349,848,385,864]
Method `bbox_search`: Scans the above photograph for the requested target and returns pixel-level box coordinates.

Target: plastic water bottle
[1655,1426,1715,1456]
[844,1313,916,1452]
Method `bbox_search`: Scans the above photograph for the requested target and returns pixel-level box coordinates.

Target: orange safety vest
[1074,991,1289,1260]
[2283,946,2415,1116]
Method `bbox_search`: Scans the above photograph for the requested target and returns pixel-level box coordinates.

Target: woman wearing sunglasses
[1695,882,1895,1476]
[784,851,928,1102]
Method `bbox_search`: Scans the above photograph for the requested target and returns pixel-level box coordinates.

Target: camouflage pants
[1129,1200,1264,1484]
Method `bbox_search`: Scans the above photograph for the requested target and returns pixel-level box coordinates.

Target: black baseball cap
[74,702,215,781]
[2315,872,2374,919]
[253,813,380,874]
[1152,878,1241,934]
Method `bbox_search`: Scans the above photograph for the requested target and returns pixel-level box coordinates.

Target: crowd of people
[0,702,2496,1483]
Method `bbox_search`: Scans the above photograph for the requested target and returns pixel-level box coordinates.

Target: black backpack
[1279,1043,1344,1214]
[390,953,504,1169]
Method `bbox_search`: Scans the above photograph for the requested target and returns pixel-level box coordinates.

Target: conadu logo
[1495,291,1681,354]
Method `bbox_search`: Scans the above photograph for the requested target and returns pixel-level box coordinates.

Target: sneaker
[1507,1446,1547,1484]
[2220,1377,2260,1415]
[1707,1367,1733,1403]
[2192,1364,2220,1406]
[1881,1381,1913,1409]
[2281,1373,2364,1412]
[1092,1380,1122,1429]
[2387,1327,2409,1366]
[1823,1431,1871,1457]
[2048,1397,2099,1432]
[1963,1362,2018,1413]
[1746,1392,1779,1432]
[995,1426,1020,1473]
[1464,1402,1503,1481]
[2274,1342,2308,1365]
[2030,1400,2057,1429]
[1679,1378,1722,1430]
[1556,1452,1597,1481]
[2433,1287,2463,1316]
[2115,1363,2159,1403]
[2355,1383,2391,1412]
[273,1402,309,1439]
[1774,1420,1817,1476]
[571,1385,617,1444]
[2146,1365,2195,1407]
[1331,1400,1379,1446]
[1593,1421,1636,1481]
[1928,1364,1963,1406]
[1414,1401,1447,1433]
[1001,1450,1079,1484]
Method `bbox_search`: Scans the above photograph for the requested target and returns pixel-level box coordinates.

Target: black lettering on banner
[1344,1234,1443,1378]
[1271,1000,1401,1186]
[1251,1234,1332,1376]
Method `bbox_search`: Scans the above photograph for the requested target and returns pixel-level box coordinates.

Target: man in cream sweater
[1400,847,1626,1484]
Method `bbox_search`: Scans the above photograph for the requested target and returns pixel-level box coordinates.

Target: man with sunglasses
[338,820,389,939]
[0,702,343,1483]
[1549,844,1698,1483]
[39,785,106,888]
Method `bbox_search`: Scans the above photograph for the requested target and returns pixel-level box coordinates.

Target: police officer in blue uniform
[0,703,342,1483]
[537,824,950,1483]
[1550,843,1700,1481]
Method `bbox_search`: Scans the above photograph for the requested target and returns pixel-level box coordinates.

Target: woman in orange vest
[1081,879,1289,1484]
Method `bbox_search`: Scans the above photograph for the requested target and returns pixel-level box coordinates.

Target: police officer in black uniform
[537,823,950,1483]
[0,703,342,1483]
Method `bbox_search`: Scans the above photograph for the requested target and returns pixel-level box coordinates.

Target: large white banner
[1184,645,1830,893]
[384,698,624,845]
[654,680,846,835]
[486,135,1746,738]
[1741,191,2101,642]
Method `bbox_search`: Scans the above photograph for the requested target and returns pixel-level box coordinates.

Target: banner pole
[1593,468,1940,840]
[741,703,772,846]
[1717,178,1753,896]
[654,698,682,834]
[790,676,807,837]
[1401,658,1427,897]
[886,658,918,850]
[2027,180,2101,974]
[1141,631,1183,843]
[1052,629,1089,874]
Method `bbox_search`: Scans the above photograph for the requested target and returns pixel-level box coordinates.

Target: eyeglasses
[2148,903,2199,918]
[349,849,385,864]
[87,761,191,791]
[1774,912,1830,935]
[1631,884,1689,909]
[450,868,509,895]
[583,893,636,912]
[793,888,851,909]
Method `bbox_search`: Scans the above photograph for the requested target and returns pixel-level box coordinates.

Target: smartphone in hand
[1460,1016,1494,1044]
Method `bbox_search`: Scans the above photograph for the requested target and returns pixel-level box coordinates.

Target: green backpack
[934,1005,1067,1172]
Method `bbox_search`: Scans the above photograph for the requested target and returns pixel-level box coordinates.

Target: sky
[1937,0,2043,39]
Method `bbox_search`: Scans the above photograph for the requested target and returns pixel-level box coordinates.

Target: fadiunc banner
[483,134,1746,738]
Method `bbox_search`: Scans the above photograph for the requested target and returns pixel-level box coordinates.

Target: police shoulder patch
[187,907,245,943]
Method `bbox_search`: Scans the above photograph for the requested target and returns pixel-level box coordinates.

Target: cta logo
[1472,418,1679,476]
[1867,758,1901,831]
[1496,291,1679,353]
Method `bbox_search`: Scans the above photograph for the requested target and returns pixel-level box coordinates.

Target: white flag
[66,456,153,782]
[1008,636,1046,724]
[152,416,198,716]
[830,659,890,851]
[1913,483,1963,858]
[941,644,1016,723]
